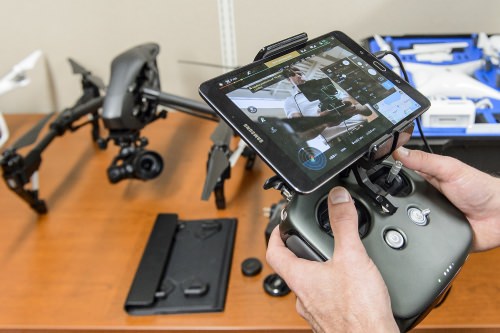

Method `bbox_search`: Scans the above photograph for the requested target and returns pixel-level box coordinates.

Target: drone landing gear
[212,163,230,210]
[202,34,309,210]
[205,142,257,210]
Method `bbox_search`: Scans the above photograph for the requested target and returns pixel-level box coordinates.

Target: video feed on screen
[222,38,421,177]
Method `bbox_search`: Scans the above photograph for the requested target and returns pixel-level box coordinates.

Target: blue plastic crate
[364,34,500,138]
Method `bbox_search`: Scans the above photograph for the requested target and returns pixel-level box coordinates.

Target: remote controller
[269,160,472,332]
[198,30,473,332]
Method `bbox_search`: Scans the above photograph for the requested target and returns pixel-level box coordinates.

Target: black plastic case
[125,214,237,315]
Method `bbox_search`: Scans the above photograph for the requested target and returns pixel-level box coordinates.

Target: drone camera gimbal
[98,43,218,184]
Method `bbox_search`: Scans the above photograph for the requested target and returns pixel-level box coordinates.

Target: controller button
[263,273,291,297]
[280,208,287,221]
[241,257,263,277]
[408,207,430,226]
[384,229,405,249]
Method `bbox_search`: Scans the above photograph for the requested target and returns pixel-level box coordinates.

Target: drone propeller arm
[24,96,104,174]
[1,96,104,214]
[141,87,218,121]
[33,96,104,153]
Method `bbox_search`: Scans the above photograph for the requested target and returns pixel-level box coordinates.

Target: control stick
[386,160,403,185]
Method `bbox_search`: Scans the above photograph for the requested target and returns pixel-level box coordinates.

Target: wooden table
[0,113,499,332]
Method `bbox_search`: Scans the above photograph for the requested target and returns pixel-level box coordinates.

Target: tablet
[199,31,430,194]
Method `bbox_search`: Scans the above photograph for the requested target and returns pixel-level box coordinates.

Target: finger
[327,187,364,254]
[392,147,464,183]
[414,170,443,191]
[266,226,312,285]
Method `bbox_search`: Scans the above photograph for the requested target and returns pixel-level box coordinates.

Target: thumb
[328,187,364,254]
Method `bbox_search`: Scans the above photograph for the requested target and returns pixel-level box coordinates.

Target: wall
[0,0,498,113]
[234,0,500,64]
[0,0,222,113]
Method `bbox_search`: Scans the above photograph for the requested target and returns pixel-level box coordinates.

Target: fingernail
[397,146,410,157]
[329,187,350,205]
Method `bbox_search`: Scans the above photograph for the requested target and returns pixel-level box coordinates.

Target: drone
[0,50,43,148]
[1,43,254,214]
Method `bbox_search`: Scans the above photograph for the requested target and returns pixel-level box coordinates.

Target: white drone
[0,50,43,148]
[373,33,500,100]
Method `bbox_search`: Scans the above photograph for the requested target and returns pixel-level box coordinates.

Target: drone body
[102,43,161,131]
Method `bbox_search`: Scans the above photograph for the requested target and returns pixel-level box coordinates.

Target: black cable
[415,117,433,153]
[374,51,434,154]
[374,50,408,81]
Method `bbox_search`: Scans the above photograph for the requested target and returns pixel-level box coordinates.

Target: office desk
[0,113,499,332]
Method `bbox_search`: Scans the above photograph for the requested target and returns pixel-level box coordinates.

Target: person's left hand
[266,187,399,333]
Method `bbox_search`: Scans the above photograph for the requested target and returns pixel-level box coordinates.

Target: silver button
[280,208,287,221]
[408,207,430,226]
[385,230,405,249]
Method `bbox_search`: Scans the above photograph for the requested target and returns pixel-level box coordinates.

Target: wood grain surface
[0,113,498,332]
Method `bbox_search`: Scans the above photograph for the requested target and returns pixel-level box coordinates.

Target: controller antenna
[386,160,403,184]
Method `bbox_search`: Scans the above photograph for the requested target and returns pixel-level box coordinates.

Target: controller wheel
[316,197,370,238]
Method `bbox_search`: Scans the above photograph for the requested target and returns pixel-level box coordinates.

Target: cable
[415,117,433,153]
[374,51,434,153]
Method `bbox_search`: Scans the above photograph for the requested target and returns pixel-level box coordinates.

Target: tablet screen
[200,31,429,193]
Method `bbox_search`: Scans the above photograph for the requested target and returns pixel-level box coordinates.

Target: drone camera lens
[133,150,163,180]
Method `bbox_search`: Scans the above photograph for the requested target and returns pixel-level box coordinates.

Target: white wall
[0,0,499,113]
[234,0,500,63]
[0,0,222,113]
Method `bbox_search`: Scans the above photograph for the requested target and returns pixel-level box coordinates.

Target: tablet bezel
[199,30,430,194]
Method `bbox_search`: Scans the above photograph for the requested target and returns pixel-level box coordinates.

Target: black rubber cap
[241,257,263,276]
[263,273,291,297]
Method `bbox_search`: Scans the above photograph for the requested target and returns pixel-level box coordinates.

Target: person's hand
[274,116,330,141]
[393,147,500,252]
[266,187,399,333]
[340,97,372,117]
[344,103,372,117]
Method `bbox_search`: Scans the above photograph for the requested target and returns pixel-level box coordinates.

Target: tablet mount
[259,34,472,332]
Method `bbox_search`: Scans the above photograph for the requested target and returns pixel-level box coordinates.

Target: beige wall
[234,0,500,64]
[0,0,499,113]
[0,0,222,113]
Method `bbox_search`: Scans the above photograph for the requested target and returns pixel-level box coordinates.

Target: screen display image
[200,32,428,193]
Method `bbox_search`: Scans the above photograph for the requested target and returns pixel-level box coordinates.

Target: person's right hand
[393,147,500,252]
